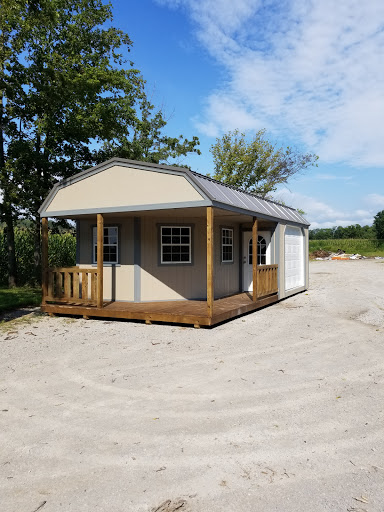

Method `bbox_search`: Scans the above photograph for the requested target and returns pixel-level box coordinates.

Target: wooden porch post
[252,216,258,302]
[41,217,48,305]
[207,206,214,318]
[97,213,104,308]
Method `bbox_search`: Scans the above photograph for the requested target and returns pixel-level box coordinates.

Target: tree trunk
[4,207,17,287]
[33,214,42,285]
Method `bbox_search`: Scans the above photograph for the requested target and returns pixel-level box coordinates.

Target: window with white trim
[160,226,191,263]
[93,226,119,264]
[221,228,233,263]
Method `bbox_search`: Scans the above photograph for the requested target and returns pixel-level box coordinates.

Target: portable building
[39,158,309,326]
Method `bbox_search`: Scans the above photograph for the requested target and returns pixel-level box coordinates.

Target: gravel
[1,260,384,512]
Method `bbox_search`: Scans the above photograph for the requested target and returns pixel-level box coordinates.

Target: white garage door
[285,226,304,291]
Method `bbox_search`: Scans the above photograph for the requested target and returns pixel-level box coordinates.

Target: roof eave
[211,201,310,227]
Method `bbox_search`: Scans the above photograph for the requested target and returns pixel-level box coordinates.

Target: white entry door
[243,231,271,292]
[285,226,304,290]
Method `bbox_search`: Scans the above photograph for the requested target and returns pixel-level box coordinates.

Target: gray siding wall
[140,216,240,301]
[214,223,240,298]
[77,217,134,301]
[140,215,207,301]
[78,214,242,302]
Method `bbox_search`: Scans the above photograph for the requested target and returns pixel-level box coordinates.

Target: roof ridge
[190,169,298,212]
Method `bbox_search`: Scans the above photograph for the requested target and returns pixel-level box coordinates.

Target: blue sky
[112,0,384,228]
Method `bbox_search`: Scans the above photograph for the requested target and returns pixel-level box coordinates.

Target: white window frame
[92,226,119,264]
[160,225,191,264]
[221,227,234,263]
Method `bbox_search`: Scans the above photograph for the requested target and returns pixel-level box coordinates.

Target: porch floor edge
[41,292,279,327]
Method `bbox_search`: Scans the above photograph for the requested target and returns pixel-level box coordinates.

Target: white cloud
[159,0,384,167]
[193,94,260,137]
[315,174,352,181]
[276,188,374,228]
[365,194,384,209]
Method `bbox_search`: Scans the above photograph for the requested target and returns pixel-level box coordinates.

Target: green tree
[0,0,30,286]
[95,94,200,164]
[309,228,335,240]
[373,210,384,239]
[309,224,376,240]
[1,0,200,284]
[210,129,318,198]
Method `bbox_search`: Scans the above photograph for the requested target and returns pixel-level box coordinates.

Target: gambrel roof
[39,158,309,226]
[189,170,308,225]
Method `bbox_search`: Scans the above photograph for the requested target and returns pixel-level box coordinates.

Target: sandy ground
[1,260,384,512]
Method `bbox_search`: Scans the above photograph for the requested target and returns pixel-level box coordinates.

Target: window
[248,235,267,265]
[221,228,233,263]
[93,226,118,264]
[160,226,191,263]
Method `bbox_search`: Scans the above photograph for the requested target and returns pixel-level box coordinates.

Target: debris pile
[312,250,331,259]
[313,249,369,261]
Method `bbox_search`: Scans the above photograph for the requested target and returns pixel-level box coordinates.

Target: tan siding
[214,223,240,298]
[304,227,309,289]
[78,217,134,301]
[77,212,244,303]
[140,216,207,301]
[277,223,286,300]
[46,165,204,213]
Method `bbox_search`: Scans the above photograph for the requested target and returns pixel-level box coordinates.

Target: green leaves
[0,227,76,286]
[309,224,377,240]
[0,0,200,283]
[210,129,318,198]
[373,210,384,239]
[95,93,201,165]
[1,0,201,222]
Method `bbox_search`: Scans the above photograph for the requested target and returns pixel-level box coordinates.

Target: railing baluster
[263,269,267,296]
[91,272,97,302]
[64,272,70,298]
[257,264,278,298]
[44,267,98,305]
[73,272,79,299]
[81,272,88,301]
[47,271,53,299]
[56,272,63,298]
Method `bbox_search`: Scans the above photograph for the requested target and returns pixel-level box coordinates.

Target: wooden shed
[39,158,309,327]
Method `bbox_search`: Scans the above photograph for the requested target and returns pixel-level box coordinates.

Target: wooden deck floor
[42,292,278,327]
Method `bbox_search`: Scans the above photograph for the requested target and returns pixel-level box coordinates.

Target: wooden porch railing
[257,264,278,298]
[44,267,98,304]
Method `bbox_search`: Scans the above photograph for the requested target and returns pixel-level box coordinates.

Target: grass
[309,239,384,257]
[0,287,42,314]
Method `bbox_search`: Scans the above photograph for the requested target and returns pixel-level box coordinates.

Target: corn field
[309,238,384,255]
[0,228,76,286]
